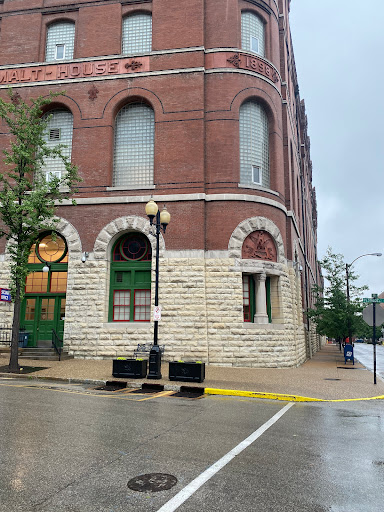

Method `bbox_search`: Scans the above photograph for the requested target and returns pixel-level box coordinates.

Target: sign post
[373,300,377,385]
[362,294,383,384]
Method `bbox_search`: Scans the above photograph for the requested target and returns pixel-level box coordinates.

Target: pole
[373,301,377,385]
[147,210,162,379]
[154,210,160,346]
[346,263,352,346]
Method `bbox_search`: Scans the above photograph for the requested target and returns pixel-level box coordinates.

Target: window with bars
[113,103,154,188]
[110,233,152,322]
[241,11,265,56]
[122,13,152,54]
[42,110,73,182]
[239,101,270,188]
[46,22,75,62]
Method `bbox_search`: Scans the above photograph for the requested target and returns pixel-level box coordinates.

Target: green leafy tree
[0,89,80,372]
[308,247,367,341]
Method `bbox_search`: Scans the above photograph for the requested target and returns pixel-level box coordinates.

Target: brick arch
[93,215,164,260]
[102,87,165,122]
[228,216,285,263]
[231,88,281,133]
[4,216,82,260]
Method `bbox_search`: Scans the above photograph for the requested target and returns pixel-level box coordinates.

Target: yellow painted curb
[204,388,384,403]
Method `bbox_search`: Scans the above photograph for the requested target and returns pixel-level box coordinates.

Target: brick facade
[0,0,323,366]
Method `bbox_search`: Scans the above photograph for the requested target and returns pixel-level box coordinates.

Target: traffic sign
[153,305,162,321]
[363,298,384,303]
[363,304,384,326]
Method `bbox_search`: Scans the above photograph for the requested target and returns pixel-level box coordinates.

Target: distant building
[0,0,322,367]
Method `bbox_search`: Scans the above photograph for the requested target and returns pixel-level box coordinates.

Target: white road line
[156,402,294,512]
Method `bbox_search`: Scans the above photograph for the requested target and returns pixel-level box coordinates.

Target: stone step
[18,348,73,361]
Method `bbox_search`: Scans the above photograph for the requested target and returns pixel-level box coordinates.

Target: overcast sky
[289,1,384,297]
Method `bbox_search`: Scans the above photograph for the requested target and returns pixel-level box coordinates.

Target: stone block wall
[0,249,312,368]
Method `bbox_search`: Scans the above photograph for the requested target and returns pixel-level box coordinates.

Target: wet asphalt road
[353,343,384,382]
[0,379,383,512]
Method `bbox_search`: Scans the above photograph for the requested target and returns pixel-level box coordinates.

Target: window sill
[106,185,155,191]
[103,322,151,329]
[243,323,285,330]
[238,183,279,197]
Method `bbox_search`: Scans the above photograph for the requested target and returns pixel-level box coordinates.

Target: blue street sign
[0,288,11,302]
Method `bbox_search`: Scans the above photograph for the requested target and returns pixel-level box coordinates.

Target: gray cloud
[290,0,384,295]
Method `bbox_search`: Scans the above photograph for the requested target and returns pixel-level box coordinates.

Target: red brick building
[0,0,322,366]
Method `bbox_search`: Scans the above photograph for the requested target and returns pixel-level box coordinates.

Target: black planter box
[169,362,205,383]
[112,359,147,378]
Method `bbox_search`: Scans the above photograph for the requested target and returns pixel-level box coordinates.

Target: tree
[0,89,80,372]
[308,247,367,341]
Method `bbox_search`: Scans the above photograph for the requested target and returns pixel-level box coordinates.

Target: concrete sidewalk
[1,343,384,401]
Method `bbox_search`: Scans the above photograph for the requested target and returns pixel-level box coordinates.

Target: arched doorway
[21,232,68,347]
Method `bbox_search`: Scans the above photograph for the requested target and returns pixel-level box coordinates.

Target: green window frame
[109,233,152,322]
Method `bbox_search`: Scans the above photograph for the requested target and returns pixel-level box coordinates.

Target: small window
[55,44,65,60]
[49,128,61,141]
[113,290,131,321]
[46,171,62,182]
[134,290,151,321]
[243,275,252,322]
[250,36,259,54]
[252,165,261,185]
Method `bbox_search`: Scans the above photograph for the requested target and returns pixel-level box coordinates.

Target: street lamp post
[145,199,170,379]
[345,252,382,344]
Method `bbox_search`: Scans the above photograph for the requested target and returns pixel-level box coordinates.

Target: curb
[204,388,384,402]
[1,372,384,402]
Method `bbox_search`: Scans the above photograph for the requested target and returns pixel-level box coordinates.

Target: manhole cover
[128,473,177,492]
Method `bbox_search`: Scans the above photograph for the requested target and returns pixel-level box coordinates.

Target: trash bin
[344,343,354,365]
[18,331,29,348]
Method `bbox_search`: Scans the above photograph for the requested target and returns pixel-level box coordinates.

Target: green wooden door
[21,296,65,347]
[37,297,56,343]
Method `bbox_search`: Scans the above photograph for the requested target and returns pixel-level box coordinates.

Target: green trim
[266,276,272,323]
[249,275,255,321]
[109,256,151,322]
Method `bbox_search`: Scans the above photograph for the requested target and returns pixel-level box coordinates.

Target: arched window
[239,101,270,187]
[122,13,152,54]
[113,103,154,188]
[42,109,73,182]
[46,21,75,61]
[109,233,152,322]
[241,11,265,56]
